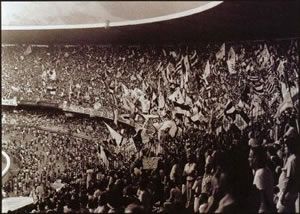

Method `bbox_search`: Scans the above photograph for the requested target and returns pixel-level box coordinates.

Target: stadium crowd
[2,38,299,213]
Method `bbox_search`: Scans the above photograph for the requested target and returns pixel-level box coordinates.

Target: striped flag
[248,75,264,95]
[248,75,260,82]
[183,55,191,88]
[190,50,199,68]
[175,56,183,74]
[224,100,236,115]
[253,82,264,95]
[265,75,277,94]
[224,100,236,121]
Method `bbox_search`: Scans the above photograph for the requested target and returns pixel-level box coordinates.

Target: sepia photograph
[1,1,299,213]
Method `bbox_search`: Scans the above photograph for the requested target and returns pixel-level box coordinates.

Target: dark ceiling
[1,1,299,45]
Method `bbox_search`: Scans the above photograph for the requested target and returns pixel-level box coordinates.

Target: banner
[39,126,69,134]
[142,157,160,169]
[73,132,92,141]
[2,98,17,106]
[37,101,59,108]
[63,104,93,115]
[2,197,34,213]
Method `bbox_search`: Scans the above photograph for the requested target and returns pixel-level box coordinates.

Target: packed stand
[1,38,300,213]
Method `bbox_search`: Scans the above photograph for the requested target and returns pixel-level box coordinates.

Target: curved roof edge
[2,1,223,31]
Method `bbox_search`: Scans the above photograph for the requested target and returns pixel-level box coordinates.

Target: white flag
[24,45,32,56]
[104,123,123,146]
[216,43,225,60]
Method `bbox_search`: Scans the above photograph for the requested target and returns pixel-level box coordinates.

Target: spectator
[249,146,276,213]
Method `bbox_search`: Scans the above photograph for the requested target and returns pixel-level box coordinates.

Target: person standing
[183,154,197,208]
[277,132,300,213]
[249,146,276,213]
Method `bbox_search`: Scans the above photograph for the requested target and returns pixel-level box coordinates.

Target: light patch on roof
[2,1,222,30]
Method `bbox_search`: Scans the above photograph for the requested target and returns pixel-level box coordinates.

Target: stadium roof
[1,1,299,45]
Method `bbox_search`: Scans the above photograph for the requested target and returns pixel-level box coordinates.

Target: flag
[275,86,298,117]
[216,43,225,60]
[248,75,260,82]
[123,96,135,114]
[121,83,130,96]
[170,51,177,58]
[104,123,123,146]
[168,87,184,104]
[261,44,270,66]
[133,130,143,151]
[228,46,236,61]
[161,66,169,85]
[216,126,222,135]
[238,109,250,124]
[223,116,231,132]
[175,56,183,73]
[155,120,177,139]
[251,103,265,119]
[151,92,157,105]
[227,59,236,74]
[113,109,118,126]
[251,95,264,118]
[98,144,109,169]
[227,46,236,74]
[156,62,163,72]
[139,96,151,114]
[224,100,236,115]
[234,114,248,130]
[203,60,210,84]
[183,55,191,73]
[158,91,165,109]
[265,75,277,94]
[166,62,175,82]
[24,45,32,56]
[276,60,285,76]
[190,50,199,67]
[142,81,148,93]
[253,82,264,95]
[183,55,191,88]
[269,92,280,107]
